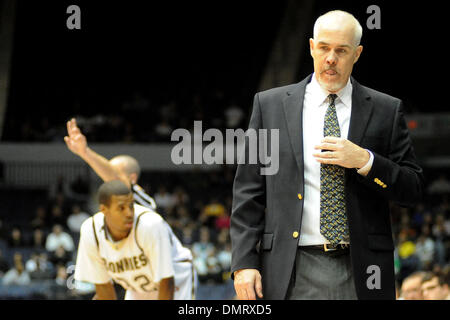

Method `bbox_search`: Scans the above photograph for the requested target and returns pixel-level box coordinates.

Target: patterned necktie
[319,94,349,244]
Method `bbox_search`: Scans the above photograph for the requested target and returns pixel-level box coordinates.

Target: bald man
[64,118,156,209]
[231,10,423,300]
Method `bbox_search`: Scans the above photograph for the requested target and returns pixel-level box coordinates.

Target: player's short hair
[109,155,141,178]
[98,180,132,206]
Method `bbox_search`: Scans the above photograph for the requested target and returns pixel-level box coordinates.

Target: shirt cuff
[356,149,374,176]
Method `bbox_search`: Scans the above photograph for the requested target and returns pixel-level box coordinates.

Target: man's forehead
[315,25,356,46]
[422,277,439,287]
[110,194,133,204]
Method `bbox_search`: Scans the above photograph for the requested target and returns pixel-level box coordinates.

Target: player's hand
[313,136,370,169]
[234,269,263,300]
[64,118,88,157]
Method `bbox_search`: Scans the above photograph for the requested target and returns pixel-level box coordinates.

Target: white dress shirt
[298,74,373,246]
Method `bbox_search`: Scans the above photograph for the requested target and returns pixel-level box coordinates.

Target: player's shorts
[124,261,197,300]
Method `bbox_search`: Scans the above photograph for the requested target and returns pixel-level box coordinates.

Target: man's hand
[64,118,88,157]
[234,269,263,300]
[313,137,370,169]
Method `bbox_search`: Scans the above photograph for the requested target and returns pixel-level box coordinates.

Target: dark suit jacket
[230,74,424,300]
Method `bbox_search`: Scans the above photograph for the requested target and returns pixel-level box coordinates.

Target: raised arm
[64,118,130,187]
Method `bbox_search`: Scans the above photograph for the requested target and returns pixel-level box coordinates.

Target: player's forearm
[81,147,129,186]
[158,277,175,300]
[94,283,118,300]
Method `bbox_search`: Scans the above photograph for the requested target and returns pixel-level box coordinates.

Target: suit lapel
[282,75,312,174]
[347,78,374,146]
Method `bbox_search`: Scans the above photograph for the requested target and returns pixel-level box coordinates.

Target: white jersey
[74,204,195,299]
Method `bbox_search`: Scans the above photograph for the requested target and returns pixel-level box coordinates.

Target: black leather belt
[300,243,350,253]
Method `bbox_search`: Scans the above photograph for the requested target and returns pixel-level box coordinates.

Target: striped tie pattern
[319,94,349,244]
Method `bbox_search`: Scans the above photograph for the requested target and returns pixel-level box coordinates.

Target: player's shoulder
[134,204,163,225]
[79,212,103,243]
[134,204,165,230]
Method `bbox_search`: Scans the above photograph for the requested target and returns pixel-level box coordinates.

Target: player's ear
[99,203,108,214]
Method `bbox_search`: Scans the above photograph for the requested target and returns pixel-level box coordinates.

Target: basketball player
[75,180,195,300]
[65,118,196,299]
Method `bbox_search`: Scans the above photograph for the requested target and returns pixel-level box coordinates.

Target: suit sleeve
[230,93,266,275]
[357,100,424,207]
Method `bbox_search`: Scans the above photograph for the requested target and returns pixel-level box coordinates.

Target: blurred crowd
[5,91,248,144]
[1,165,449,300]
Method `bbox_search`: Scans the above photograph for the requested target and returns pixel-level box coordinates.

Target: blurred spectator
[192,227,215,260]
[415,225,435,270]
[0,248,10,276]
[205,247,222,283]
[31,228,46,250]
[432,213,450,238]
[180,223,197,247]
[154,186,176,211]
[217,242,232,275]
[2,253,31,286]
[192,227,215,282]
[49,204,67,228]
[428,174,450,195]
[154,120,173,140]
[67,204,90,233]
[421,270,450,300]
[199,198,226,228]
[8,227,27,248]
[25,252,53,280]
[432,213,449,266]
[174,205,192,228]
[397,231,421,281]
[224,102,245,128]
[52,264,71,299]
[399,271,426,300]
[49,245,72,267]
[45,225,74,252]
[411,203,428,230]
[214,210,230,230]
[173,187,190,207]
[30,205,48,230]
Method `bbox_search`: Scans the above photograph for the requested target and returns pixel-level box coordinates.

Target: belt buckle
[323,243,337,252]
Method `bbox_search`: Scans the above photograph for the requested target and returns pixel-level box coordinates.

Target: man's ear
[99,203,108,214]
[354,45,363,63]
[129,173,138,185]
[309,38,315,57]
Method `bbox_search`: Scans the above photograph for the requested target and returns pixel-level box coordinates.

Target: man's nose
[125,207,134,219]
[326,51,337,65]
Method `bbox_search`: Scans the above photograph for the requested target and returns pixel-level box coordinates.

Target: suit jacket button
[293,231,299,239]
[297,194,303,200]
